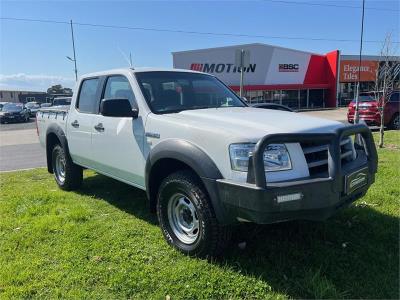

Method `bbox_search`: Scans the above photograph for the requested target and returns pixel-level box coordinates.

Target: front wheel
[52,144,83,190]
[157,170,231,257]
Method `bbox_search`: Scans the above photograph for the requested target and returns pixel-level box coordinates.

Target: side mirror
[100,98,139,118]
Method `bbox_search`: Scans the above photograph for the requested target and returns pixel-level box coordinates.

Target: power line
[265,0,399,12]
[1,16,399,44]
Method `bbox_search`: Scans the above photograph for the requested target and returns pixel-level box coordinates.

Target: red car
[348,91,399,129]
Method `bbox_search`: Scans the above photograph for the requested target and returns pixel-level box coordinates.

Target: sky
[0,0,399,91]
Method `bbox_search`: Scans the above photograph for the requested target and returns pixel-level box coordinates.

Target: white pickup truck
[37,68,378,257]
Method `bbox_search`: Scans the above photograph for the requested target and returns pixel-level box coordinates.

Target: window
[299,90,307,108]
[281,90,299,109]
[308,89,325,108]
[270,90,281,104]
[136,71,245,114]
[77,78,99,113]
[103,75,136,106]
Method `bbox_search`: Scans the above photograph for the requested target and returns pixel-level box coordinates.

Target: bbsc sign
[278,64,299,72]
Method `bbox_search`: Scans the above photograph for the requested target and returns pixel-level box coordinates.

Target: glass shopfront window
[271,91,281,104]
[262,91,273,101]
[308,89,325,108]
[240,88,329,109]
[339,81,376,106]
[281,90,299,109]
[300,90,308,108]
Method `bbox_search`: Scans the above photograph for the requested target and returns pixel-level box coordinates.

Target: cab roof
[80,67,207,79]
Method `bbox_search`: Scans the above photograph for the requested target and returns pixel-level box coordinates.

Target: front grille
[301,137,356,176]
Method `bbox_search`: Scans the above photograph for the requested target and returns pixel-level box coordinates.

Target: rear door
[91,74,146,188]
[67,77,101,167]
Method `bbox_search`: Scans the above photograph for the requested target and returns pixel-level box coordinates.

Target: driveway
[0,121,46,172]
[299,108,348,123]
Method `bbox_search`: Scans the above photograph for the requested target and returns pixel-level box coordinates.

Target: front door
[91,75,146,188]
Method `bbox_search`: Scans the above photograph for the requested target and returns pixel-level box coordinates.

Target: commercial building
[173,43,400,109]
[0,90,73,104]
[338,55,400,106]
[173,43,339,109]
[0,90,50,103]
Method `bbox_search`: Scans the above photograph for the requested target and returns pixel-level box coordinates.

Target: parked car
[40,103,52,108]
[252,103,294,112]
[37,68,378,257]
[52,97,72,107]
[347,91,399,129]
[25,102,41,117]
[0,101,8,111]
[0,102,30,123]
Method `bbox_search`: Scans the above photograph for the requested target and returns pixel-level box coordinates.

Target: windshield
[135,71,245,114]
[26,103,40,108]
[3,103,23,111]
[351,95,376,102]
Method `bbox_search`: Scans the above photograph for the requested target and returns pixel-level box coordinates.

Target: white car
[25,101,40,117]
[37,68,378,257]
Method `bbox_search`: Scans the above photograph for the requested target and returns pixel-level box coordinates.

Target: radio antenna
[118,47,133,68]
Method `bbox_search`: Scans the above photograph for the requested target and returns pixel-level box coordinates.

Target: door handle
[71,120,79,128]
[94,123,105,132]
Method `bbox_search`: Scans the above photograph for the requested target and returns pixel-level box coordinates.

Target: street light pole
[354,0,365,124]
[239,49,244,98]
[70,19,78,81]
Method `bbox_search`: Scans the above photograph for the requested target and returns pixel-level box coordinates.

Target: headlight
[229,143,291,172]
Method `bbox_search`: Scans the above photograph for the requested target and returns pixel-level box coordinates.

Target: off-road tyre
[157,170,231,257]
[52,144,83,190]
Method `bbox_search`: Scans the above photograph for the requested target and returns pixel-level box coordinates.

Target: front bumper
[0,114,25,122]
[348,112,380,125]
[215,124,378,224]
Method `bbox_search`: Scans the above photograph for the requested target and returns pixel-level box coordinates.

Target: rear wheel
[157,170,231,257]
[388,113,399,130]
[52,144,83,190]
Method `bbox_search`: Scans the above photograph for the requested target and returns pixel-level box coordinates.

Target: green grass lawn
[1,131,399,299]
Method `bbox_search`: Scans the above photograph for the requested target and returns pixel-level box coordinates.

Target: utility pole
[69,19,78,81]
[239,49,245,98]
[354,0,365,124]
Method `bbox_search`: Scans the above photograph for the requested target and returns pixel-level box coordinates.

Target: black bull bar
[246,124,378,190]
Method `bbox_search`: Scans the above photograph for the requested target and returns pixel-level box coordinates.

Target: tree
[374,33,399,148]
[47,85,73,95]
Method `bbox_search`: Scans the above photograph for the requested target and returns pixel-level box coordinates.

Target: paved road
[0,143,46,171]
[0,119,36,131]
[0,120,46,172]
[0,109,350,172]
